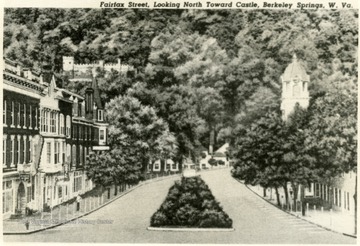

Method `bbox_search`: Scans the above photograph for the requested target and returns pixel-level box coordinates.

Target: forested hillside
[4,9,358,178]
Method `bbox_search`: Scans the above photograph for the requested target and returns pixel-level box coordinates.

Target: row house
[3,58,44,218]
[2,58,109,218]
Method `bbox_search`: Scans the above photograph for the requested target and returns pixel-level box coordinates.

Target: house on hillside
[199,143,230,169]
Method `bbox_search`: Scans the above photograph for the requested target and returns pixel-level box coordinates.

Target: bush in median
[150,176,232,228]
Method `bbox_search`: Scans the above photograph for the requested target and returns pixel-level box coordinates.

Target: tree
[106,95,177,174]
[232,111,287,206]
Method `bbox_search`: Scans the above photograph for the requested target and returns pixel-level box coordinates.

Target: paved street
[4,169,356,244]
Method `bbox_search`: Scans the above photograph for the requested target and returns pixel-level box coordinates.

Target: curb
[233,178,357,239]
[147,226,235,232]
[3,174,181,235]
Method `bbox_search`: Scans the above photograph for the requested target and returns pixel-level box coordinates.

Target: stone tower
[62,56,74,71]
[280,54,310,121]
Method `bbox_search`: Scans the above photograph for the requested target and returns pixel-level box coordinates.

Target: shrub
[208,158,217,166]
[150,176,233,228]
[151,211,169,226]
[198,209,233,228]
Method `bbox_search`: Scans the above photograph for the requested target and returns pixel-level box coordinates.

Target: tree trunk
[301,184,306,216]
[263,187,267,197]
[291,182,299,212]
[283,183,289,210]
[275,187,281,206]
[354,173,357,235]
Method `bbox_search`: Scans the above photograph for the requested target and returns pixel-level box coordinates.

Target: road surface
[4,169,356,244]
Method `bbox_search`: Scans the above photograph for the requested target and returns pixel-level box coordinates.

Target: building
[62,56,134,81]
[148,159,179,173]
[3,58,44,219]
[199,143,230,169]
[2,58,110,218]
[280,54,356,215]
[280,54,310,121]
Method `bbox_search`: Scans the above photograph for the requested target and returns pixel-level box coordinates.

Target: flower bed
[150,176,232,228]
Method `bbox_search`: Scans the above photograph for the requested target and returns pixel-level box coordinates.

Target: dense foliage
[150,176,232,228]
[4,9,357,201]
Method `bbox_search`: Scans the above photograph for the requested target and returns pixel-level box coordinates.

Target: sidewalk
[3,173,181,234]
[246,183,356,237]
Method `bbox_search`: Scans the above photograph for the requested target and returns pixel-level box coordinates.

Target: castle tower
[280,54,310,121]
[62,56,74,71]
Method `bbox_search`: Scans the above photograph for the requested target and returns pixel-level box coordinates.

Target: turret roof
[282,54,310,82]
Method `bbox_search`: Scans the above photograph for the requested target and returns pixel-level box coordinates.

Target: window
[23,136,26,164]
[10,136,14,167]
[20,136,24,164]
[17,102,21,127]
[62,142,66,164]
[79,126,82,140]
[154,163,160,170]
[28,136,32,163]
[347,192,350,210]
[35,108,38,129]
[79,145,83,165]
[66,144,71,163]
[98,110,103,121]
[23,104,26,128]
[2,181,13,214]
[85,126,88,140]
[172,163,177,170]
[99,129,105,141]
[29,105,32,129]
[46,142,51,164]
[58,186,62,198]
[60,114,65,135]
[3,135,7,167]
[3,100,6,126]
[45,111,49,132]
[72,145,76,166]
[50,112,56,133]
[11,101,14,127]
[293,82,301,97]
[54,142,60,164]
[166,164,170,170]
[16,136,20,165]
[74,175,82,192]
[66,116,71,137]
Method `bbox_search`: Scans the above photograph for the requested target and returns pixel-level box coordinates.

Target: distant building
[62,56,134,82]
[199,143,230,169]
[280,54,310,120]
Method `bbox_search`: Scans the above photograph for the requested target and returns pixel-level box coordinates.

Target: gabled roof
[282,54,310,82]
[215,143,229,154]
[213,152,227,158]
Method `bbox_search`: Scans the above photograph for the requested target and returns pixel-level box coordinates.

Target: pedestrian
[76,195,82,211]
[25,220,30,230]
